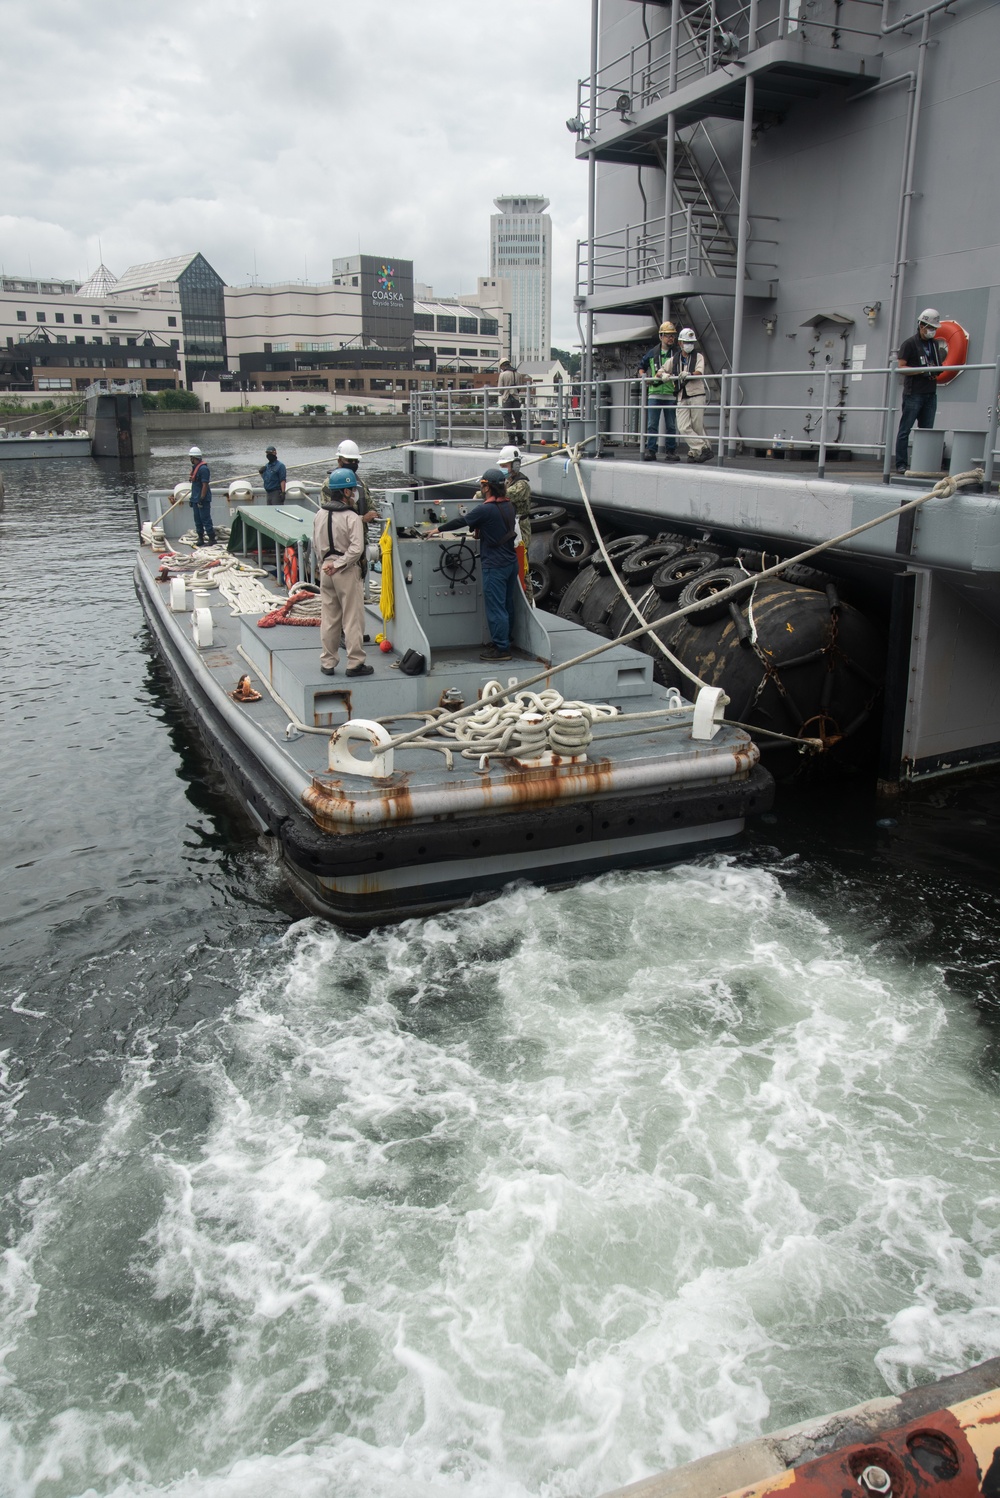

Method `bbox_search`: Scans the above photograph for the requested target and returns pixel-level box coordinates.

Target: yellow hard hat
[659,321,676,336]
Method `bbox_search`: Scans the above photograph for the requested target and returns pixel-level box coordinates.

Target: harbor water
[3,432,1000,1498]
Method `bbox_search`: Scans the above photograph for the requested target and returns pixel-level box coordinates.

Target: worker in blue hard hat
[311,468,373,678]
[429,467,520,662]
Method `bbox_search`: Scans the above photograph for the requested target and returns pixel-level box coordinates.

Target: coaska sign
[373,264,404,304]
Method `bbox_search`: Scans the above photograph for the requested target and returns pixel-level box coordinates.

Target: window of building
[458,317,478,335]
[459,348,478,357]
[263,342,272,354]
[17,311,26,321]
[369,379,390,391]
[91,314,100,324]
[481,319,499,336]
[167,316,177,327]
[55,313,65,324]
[73,313,82,324]
[36,312,46,322]
[479,349,495,357]
[127,337,137,347]
[169,339,179,349]
[38,378,72,389]
[127,358,141,368]
[352,276,358,286]
[93,336,103,345]
[334,379,345,390]
[413,314,434,331]
[75,336,85,345]
[108,314,118,323]
[437,346,457,356]
[436,316,457,333]
[348,379,364,390]
[110,336,120,346]
[56,335,68,344]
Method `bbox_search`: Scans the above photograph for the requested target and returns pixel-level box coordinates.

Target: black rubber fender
[551,521,596,564]
[592,534,650,576]
[651,549,722,600]
[528,504,567,532]
[527,560,552,605]
[621,541,688,584]
[677,566,748,624]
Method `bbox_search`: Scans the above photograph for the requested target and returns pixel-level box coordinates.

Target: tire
[677,566,748,624]
[529,505,567,532]
[551,521,596,564]
[593,534,650,576]
[527,560,552,605]
[776,562,836,591]
[621,541,687,584]
[556,565,600,619]
[651,549,722,600]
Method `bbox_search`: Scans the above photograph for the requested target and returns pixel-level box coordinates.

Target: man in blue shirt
[259,446,287,504]
[430,467,520,662]
[188,446,216,546]
[894,309,943,474]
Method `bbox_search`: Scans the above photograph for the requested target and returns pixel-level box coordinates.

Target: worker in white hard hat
[331,438,378,523]
[497,444,534,603]
[675,328,713,464]
[497,359,525,446]
[894,308,943,474]
[187,446,216,546]
[638,321,680,461]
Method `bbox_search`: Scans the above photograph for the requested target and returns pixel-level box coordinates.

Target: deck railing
[409,361,1000,489]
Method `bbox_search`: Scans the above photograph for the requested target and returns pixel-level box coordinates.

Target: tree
[550,346,581,376]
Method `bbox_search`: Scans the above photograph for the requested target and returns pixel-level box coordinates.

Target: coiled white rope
[427,681,617,758]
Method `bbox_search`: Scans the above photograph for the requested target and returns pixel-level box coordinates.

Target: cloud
[1,0,590,344]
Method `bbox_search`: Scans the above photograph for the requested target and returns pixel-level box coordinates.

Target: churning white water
[3,858,1000,1498]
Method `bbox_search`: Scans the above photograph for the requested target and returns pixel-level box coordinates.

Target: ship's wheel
[433,539,477,587]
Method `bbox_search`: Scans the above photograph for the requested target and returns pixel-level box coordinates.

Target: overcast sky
[1,0,590,345]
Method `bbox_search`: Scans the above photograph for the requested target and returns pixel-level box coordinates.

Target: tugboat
[134,478,772,927]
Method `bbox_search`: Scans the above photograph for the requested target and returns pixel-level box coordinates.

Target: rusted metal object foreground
[602,1361,1000,1498]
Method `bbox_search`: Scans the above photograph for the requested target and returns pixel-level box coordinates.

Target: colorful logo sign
[371,261,404,304]
[378,265,395,292]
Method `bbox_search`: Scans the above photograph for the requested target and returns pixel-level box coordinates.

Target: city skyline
[1,0,588,346]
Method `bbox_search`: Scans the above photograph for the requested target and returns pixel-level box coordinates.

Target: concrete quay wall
[145,412,410,435]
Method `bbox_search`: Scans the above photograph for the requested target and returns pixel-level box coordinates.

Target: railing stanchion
[818,368,831,478]
[984,357,1000,493]
[881,370,897,484]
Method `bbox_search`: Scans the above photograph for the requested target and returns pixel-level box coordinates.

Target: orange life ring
[935,319,969,384]
[283,546,299,591]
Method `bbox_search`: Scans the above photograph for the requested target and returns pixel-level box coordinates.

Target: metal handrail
[580,1,879,130]
[409,361,1000,490]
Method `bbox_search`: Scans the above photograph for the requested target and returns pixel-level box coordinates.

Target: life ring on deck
[283,546,299,591]
[935,319,969,384]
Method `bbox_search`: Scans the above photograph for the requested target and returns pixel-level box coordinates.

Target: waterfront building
[490,195,552,364]
[0,271,181,395]
[412,288,503,373]
[572,0,1000,459]
[109,253,228,387]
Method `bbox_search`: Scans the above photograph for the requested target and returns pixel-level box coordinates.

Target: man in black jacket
[894,309,943,474]
[430,468,519,662]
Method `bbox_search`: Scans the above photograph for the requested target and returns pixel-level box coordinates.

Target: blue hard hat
[481,467,507,491]
[327,468,357,489]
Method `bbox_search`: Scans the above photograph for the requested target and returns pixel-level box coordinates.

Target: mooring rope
[382,463,984,753]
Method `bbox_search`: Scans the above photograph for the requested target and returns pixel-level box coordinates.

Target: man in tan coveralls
[311,468,373,678]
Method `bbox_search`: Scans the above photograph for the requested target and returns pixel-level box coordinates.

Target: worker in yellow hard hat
[638,321,680,462]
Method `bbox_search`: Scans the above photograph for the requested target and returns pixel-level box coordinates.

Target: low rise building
[0,268,181,395]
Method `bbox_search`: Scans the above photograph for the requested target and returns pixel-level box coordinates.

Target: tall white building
[490,195,551,364]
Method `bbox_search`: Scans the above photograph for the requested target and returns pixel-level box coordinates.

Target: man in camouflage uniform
[497,444,533,603]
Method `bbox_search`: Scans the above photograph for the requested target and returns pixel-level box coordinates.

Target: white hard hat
[918,308,941,330]
[497,444,521,465]
[679,328,697,344]
[188,446,202,457]
[336,438,361,460]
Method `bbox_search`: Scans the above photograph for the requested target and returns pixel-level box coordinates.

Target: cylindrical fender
[936,319,969,384]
